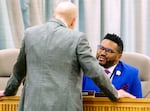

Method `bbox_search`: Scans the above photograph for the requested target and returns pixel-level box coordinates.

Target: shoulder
[118,61,139,74]
[25,23,47,34]
[119,61,138,70]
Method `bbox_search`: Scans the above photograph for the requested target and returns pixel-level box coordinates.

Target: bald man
[0,1,135,111]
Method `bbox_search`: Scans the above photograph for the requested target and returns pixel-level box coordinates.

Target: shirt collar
[105,64,117,74]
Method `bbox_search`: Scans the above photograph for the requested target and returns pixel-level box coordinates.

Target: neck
[54,16,68,27]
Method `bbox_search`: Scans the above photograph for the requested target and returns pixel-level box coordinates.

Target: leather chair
[121,52,150,98]
[0,48,22,96]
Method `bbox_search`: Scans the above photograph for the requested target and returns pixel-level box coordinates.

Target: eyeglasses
[97,45,117,53]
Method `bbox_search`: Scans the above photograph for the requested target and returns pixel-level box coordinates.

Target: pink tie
[104,69,110,74]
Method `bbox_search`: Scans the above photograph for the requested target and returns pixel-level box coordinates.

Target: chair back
[0,49,19,77]
[121,52,150,98]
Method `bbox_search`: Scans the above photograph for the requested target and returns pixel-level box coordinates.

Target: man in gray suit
[0,1,135,111]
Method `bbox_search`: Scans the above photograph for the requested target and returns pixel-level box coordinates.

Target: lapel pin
[116,70,121,76]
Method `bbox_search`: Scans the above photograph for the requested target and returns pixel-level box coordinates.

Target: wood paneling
[83,96,150,111]
[0,96,150,111]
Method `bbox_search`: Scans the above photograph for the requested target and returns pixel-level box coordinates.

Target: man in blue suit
[82,33,142,98]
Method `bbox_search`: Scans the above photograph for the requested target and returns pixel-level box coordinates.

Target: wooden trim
[0,96,20,111]
[0,96,150,111]
[83,96,150,111]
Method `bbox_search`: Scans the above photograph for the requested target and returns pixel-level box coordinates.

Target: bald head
[53,1,77,29]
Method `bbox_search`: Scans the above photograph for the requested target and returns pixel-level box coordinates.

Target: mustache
[96,54,106,59]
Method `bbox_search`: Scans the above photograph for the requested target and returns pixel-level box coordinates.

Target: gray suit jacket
[4,19,118,111]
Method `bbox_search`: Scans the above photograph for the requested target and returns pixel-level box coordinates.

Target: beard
[97,54,116,68]
[99,60,115,68]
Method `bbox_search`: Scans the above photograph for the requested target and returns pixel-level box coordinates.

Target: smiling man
[82,33,142,98]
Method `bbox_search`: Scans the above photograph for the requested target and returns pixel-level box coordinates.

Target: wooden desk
[83,96,150,111]
[0,96,20,111]
[0,96,150,111]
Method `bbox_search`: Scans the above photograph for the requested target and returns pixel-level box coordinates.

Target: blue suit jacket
[82,61,142,98]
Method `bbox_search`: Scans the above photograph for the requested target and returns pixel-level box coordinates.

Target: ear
[118,53,122,60]
[69,17,76,29]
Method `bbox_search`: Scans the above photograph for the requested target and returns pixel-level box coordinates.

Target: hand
[0,90,5,97]
[117,89,136,99]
